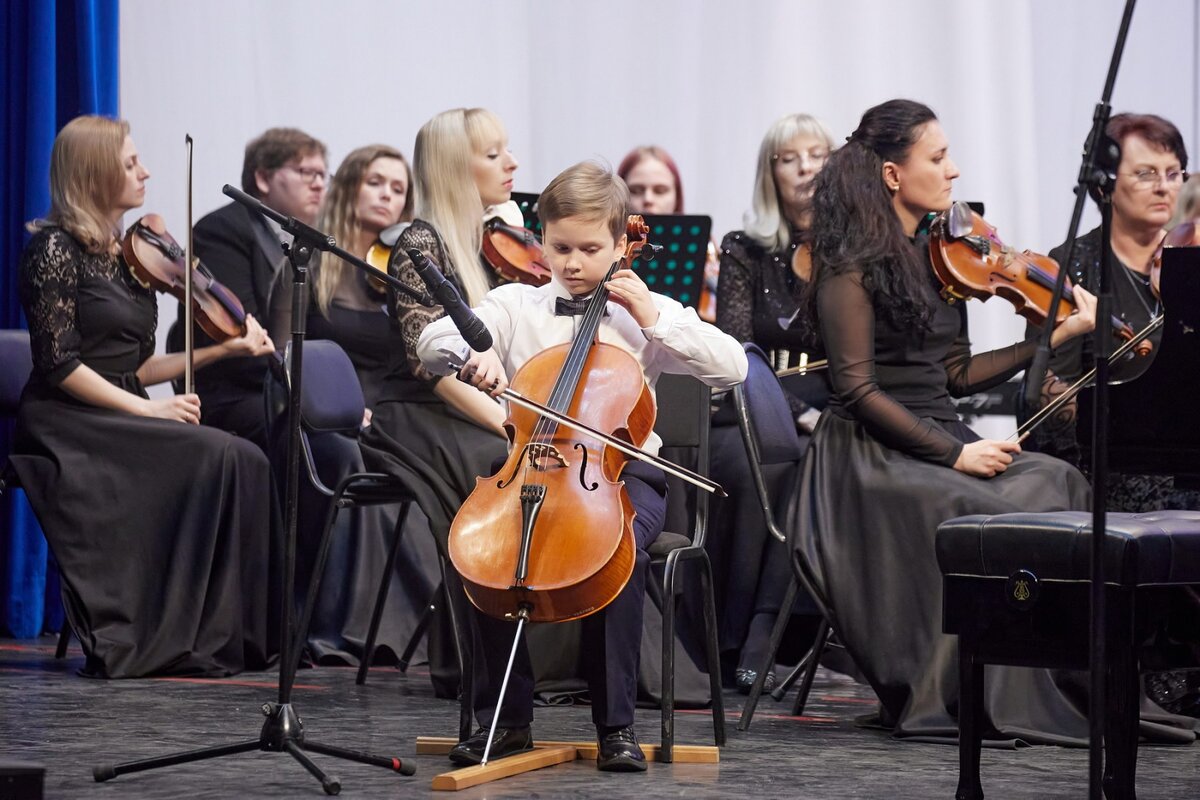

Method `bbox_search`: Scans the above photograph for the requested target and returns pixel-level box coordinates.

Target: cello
[448,216,654,626]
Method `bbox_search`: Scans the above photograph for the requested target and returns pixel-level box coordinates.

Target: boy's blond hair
[538,161,630,241]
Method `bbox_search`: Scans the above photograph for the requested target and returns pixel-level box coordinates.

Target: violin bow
[184,134,195,395]
[1010,315,1162,443]
[447,358,725,496]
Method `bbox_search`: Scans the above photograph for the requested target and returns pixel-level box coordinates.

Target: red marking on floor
[817,695,876,705]
[153,677,326,691]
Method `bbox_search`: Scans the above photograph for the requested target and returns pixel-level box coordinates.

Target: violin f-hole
[574,443,599,491]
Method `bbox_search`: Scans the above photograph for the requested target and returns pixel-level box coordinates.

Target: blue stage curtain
[0,0,119,638]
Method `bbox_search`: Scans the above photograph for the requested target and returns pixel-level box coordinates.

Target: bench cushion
[936,511,1200,587]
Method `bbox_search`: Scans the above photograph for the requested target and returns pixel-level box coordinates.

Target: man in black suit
[178,128,328,450]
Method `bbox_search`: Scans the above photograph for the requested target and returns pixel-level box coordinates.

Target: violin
[1150,219,1200,296]
[448,216,654,624]
[482,217,553,286]
[122,213,247,342]
[363,222,409,295]
[929,201,1147,354]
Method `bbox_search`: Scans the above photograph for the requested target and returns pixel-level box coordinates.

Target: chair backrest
[0,329,33,417]
[268,340,368,496]
[732,343,833,616]
[653,372,712,546]
[295,340,367,434]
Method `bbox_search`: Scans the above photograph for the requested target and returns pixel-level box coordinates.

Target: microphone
[404,248,493,352]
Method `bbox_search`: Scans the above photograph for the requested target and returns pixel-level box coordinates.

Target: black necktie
[554,296,591,316]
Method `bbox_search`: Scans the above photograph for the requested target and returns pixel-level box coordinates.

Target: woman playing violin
[271,144,413,411]
[1029,115,1189,483]
[10,115,276,678]
[358,108,515,694]
[710,114,837,693]
[1024,113,1200,718]
[791,99,1116,743]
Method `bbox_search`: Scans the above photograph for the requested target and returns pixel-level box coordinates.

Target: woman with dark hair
[1028,113,1190,502]
[1023,113,1200,715]
[793,99,1107,741]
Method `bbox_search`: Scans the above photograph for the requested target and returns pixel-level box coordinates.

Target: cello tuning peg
[642,243,663,261]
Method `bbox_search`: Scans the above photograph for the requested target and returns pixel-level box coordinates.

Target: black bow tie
[555,296,592,316]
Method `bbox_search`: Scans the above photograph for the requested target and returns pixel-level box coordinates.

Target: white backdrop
[121,0,1199,429]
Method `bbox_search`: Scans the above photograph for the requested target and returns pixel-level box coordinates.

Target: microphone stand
[1022,2,1135,797]
[93,185,428,794]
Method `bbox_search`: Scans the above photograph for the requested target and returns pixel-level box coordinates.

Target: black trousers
[466,461,667,730]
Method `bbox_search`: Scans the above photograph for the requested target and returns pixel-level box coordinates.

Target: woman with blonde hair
[11,115,276,677]
[708,113,838,693]
[359,108,516,692]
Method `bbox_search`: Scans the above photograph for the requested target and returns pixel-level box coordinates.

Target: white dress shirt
[416,278,748,455]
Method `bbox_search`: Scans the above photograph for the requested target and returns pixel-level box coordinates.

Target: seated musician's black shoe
[448,726,533,766]
[734,667,777,695]
[596,726,647,772]
[1146,670,1200,718]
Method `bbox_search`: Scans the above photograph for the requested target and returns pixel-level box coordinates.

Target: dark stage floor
[2,637,1198,799]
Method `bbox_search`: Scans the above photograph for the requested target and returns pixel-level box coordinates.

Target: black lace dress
[11,227,273,677]
[791,248,1107,742]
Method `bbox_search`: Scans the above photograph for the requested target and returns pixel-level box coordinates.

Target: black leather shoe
[448,726,533,766]
[596,726,647,772]
[735,667,777,695]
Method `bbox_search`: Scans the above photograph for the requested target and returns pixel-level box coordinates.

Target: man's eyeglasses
[286,165,329,185]
[1126,168,1186,189]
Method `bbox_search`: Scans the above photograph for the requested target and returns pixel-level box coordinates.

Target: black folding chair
[273,341,463,687]
[733,344,846,730]
[648,372,725,761]
[0,330,70,657]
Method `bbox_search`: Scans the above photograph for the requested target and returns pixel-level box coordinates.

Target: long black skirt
[791,410,1196,744]
[11,391,273,678]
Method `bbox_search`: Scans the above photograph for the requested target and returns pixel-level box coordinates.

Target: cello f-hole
[574,443,599,491]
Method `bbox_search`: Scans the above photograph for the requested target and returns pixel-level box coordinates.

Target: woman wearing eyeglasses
[710,113,839,693]
[1025,116,1200,718]
[1025,114,1190,499]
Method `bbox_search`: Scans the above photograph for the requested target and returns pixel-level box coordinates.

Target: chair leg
[738,576,798,731]
[1103,595,1138,800]
[439,558,473,743]
[356,501,411,685]
[661,555,678,763]
[55,625,71,659]
[698,556,726,747]
[790,619,831,717]
[396,583,439,674]
[956,646,985,800]
[288,497,345,681]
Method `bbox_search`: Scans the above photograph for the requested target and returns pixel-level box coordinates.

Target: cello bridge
[526,443,569,470]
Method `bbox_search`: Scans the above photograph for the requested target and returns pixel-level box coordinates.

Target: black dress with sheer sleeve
[788,241,1155,743]
[9,226,273,678]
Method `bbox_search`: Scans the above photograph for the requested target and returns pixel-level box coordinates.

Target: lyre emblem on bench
[1012,580,1031,602]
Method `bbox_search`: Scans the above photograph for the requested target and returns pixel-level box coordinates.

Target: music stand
[629,214,712,312]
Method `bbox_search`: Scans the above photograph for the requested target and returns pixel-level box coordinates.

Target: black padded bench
[937,511,1200,800]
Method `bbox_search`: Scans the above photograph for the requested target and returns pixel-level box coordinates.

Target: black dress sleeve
[819,270,963,466]
[715,231,755,344]
[19,228,84,385]
[389,222,450,382]
[942,302,1036,396]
